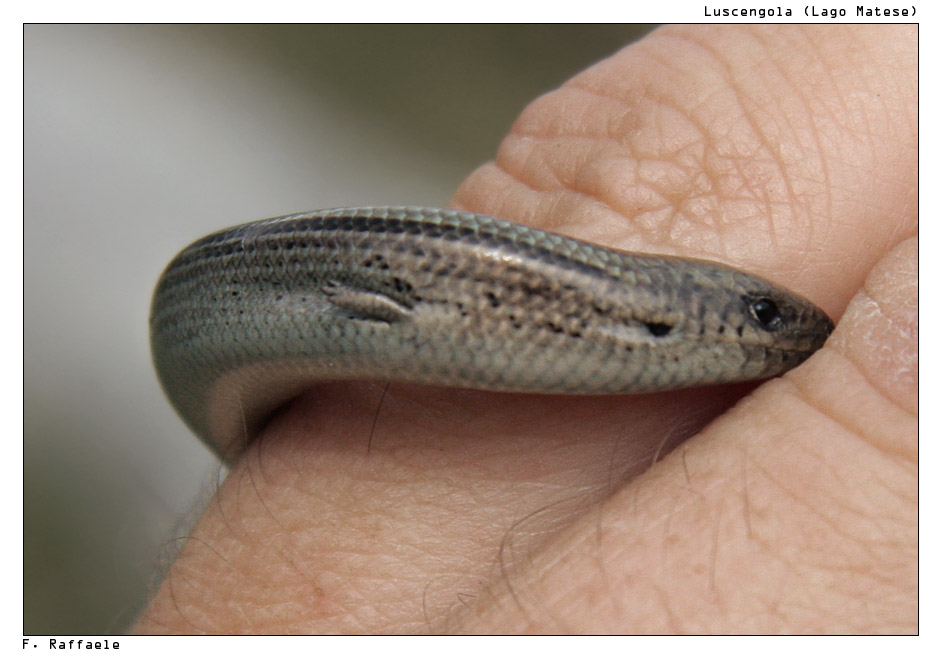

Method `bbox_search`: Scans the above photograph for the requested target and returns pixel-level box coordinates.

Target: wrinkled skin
[136,25,916,634]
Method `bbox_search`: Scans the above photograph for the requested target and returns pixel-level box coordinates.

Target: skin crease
[135,24,916,634]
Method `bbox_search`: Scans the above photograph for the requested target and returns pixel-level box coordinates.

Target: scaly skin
[151,207,833,457]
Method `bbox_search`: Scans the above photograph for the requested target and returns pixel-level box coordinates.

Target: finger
[455,24,916,311]
[449,237,916,634]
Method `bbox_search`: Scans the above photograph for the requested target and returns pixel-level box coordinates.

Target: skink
[150,207,834,457]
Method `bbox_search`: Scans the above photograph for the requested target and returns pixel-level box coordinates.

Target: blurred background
[24,24,655,633]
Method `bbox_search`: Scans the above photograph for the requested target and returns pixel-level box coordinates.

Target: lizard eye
[748,297,784,331]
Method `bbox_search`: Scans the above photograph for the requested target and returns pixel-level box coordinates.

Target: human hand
[136,24,916,634]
